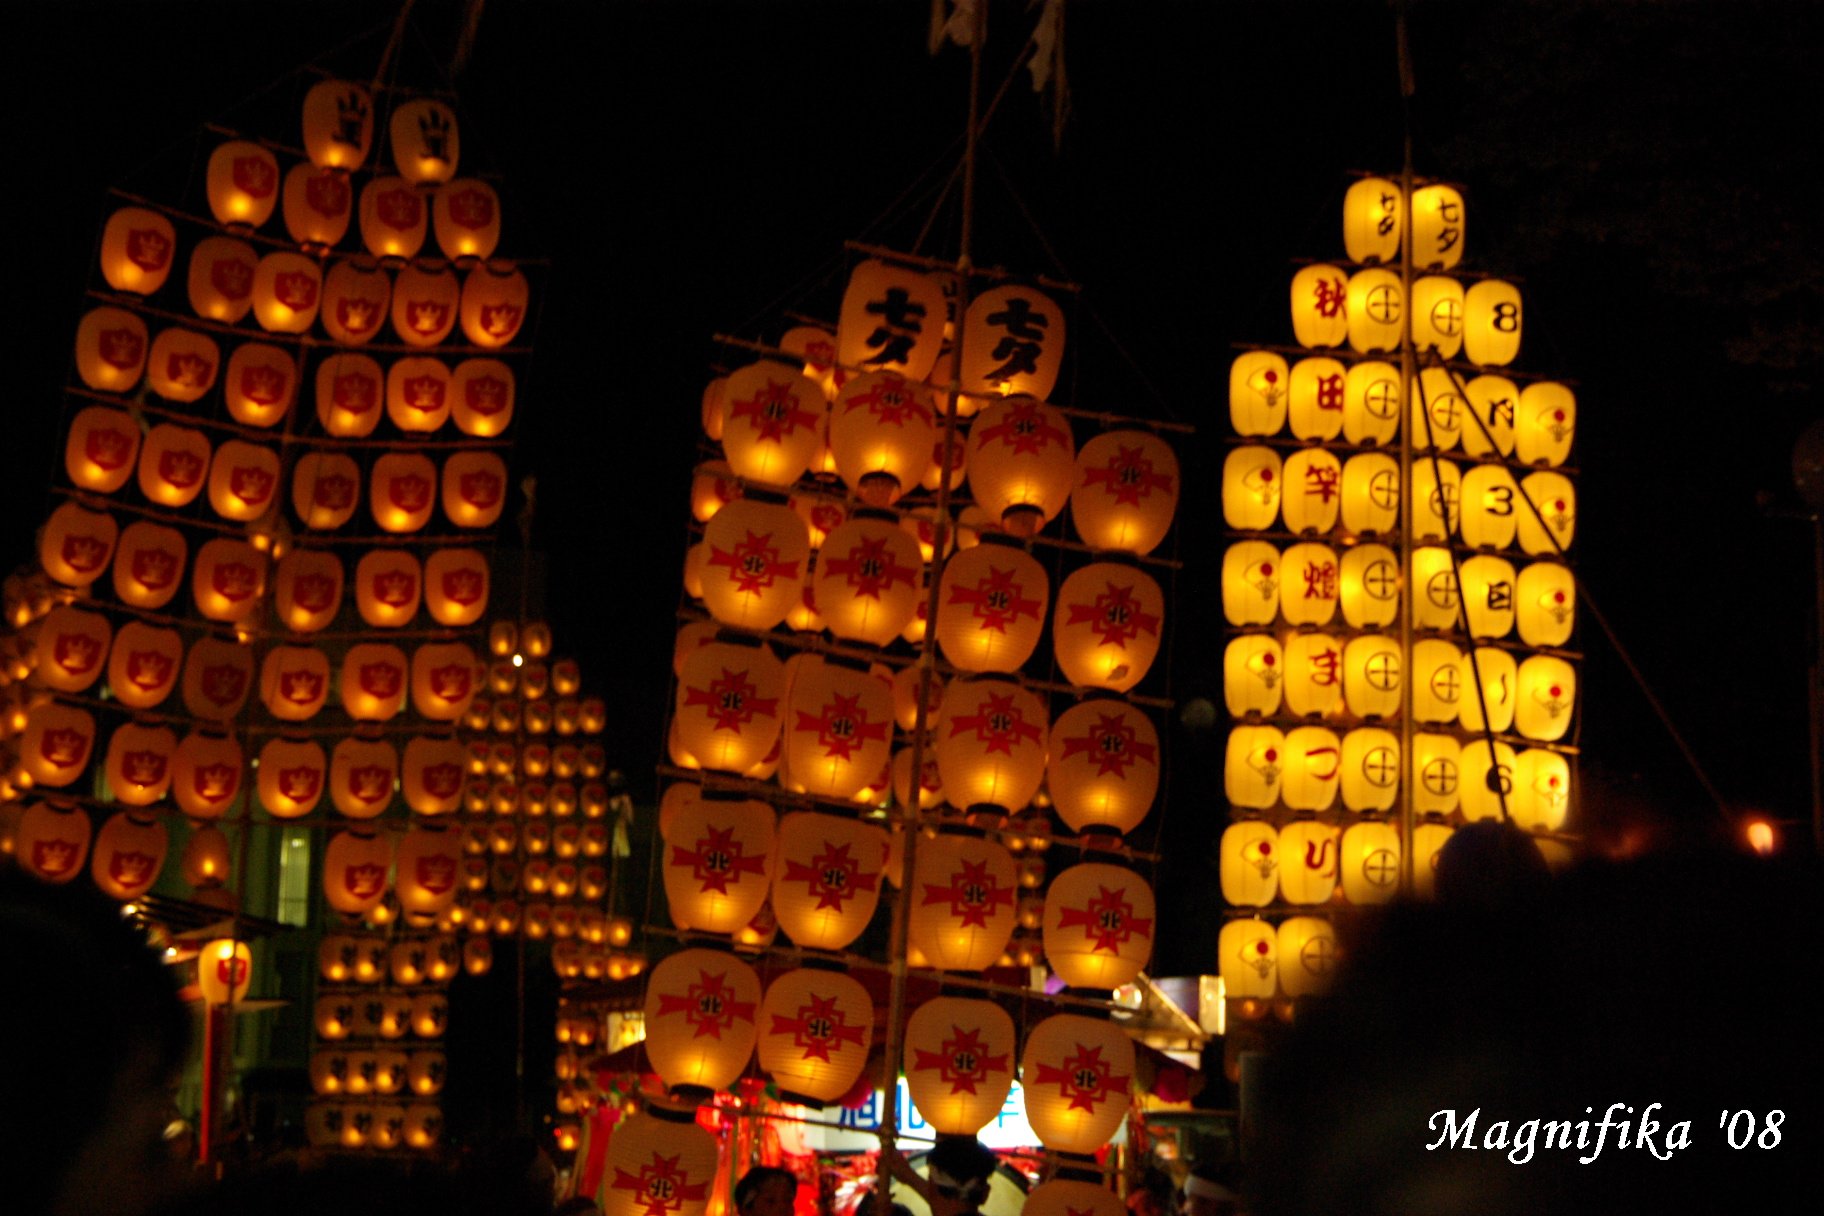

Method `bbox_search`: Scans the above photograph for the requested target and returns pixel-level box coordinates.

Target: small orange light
[1746,820,1776,857]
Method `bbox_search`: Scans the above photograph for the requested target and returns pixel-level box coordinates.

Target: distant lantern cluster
[1219,178,1580,1022]
[0,76,559,1155]
[630,250,1184,1190]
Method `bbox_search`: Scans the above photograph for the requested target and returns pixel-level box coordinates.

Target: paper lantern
[1341,634,1400,719]
[1334,455,1396,541]
[935,678,1048,814]
[145,328,220,402]
[184,236,258,324]
[190,538,266,623]
[1280,449,1342,534]
[1462,279,1522,366]
[1516,655,1577,742]
[282,163,353,248]
[903,996,1016,1137]
[812,513,924,646]
[1335,547,1397,634]
[1458,465,1519,550]
[1069,434,1178,559]
[1338,821,1401,905]
[690,460,740,524]
[1412,733,1461,815]
[757,967,874,1105]
[599,1108,719,1216]
[62,406,137,496]
[1055,564,1163,692]
[1407,822,1452,901]
[107,621,181,709]
[1512,749,1572,832]
[771,811,886,950]
[15,802,90,883]
[318,258,391,344]
[410,991,448,1037]
[835,259,946,381]
[1218,918,1277,999]
[1346,269,1403,354]
[1276,916,1339,997]
[198,939,253,1006]
[219,343,296,428]
[172,730,242,819]
[275,548,345,632]
[450,358,514,436]
[889,746,943,813]
[1516,561,1575,647]
[674,640,785,775]
[829,371,937,505]
[257,736,326,819]
[1336,361,1397,449]
[1222,634,1282,719]
[1221,445,1281,531]
[1407,547,1457,631]
[359,176,427,259]
[1278,543,1338,627]
[412,643,477,721]
[1407,368,1464,453]
[340,644,408,722]
[391,98,458,183]
[180,635,253,720]
[100,207,177,296]
[403,1105,442,1149]
[204,441,280,524]
[1458,555,1516,640]
[260,645,331,721]
[1410,183,1466,270]
[1229,352,1288,437]
[34,604,111,694]
[206,141,279,226]
[1458,648,1519,737]
[1340,727,1400,812]
[460,262,528,347]
[441,451,508,528]
[90,811,167,900]
[1460,374,1518,458]
[698,497,809,630]
[422,548,489,626]
[643,948,761,1095]
[909,831,1017,971]
[74,305,148,391]
[783,658,893,800]
[1517,382,1576,467]
[314,352,385,437]
[1288,263,1349,348]
[100,722,173,807]
[718,361,827,487]
[1281,726,1343,813]
[371,453,438,533]
[381,356,452,433]
[966,396,1076,534]
[1276,820,1338,904]
[1221,541,1279,626]
[395,826,461,918]
[1517,472,1576,555]
[957,284,1066,401]
[1459,740,1521,822]
[325,829,393,915]
[391,261,460,345]
[1224,725,1284,809]
[302,78,372,167]
[251,252,321,334]
[1044,863,1154,990]
[1282,360,1347,446]
[1047,699,1159,837]
[1411,638,1463,724]
[401,736,465,816]
[354,549,422,627]
[1022,1012,1133,1153]
[1410,458,1460,542]
[1219,821,1279,907]
[935,536,1048,674]
[104,526,181,616]
[1343,176,1402,263]
[1410,276,1465,358]
[433,179,501,260]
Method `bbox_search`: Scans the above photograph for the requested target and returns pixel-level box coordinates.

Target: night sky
[6,0,1823,975]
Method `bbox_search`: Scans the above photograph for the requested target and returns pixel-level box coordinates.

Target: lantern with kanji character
[223,342,297,427]
[642,947,761,1097]
[38,501,116,588]
[1287,358,1347,442]
[698,496,809,630]
[423,548,489,626]
[100,206,176,294]
[451,358,514,436]
[198,939,253,1006]
[34,604,111,694]
[829,371,937,505]
[770,811,886,950]
[673,639,785,776]
[663,792,774,935]
[258,736,326,819]
[1053,563,1163,692]
[836,259,946,383]
[1021,1012,1133,1154]
[282,163,353,249]
[1047,698,1159,837]
[325,829,393,915]
[1280,727,1342,812]
[1517,472,1576,555]
[1459,740,1520,822]
[1343,176,1402,264]
[180,636,253,721]
[1281,449,1342,534]
[90,811,167,900]
[1515,655,1576,742]
[814,512,925,645]
[1278,542,1338,627]
[934,677,1048,815]
[1221,541,1279,627]
[1341,727,1399,812]
[1460,374,1517,458]
[16,802,91,883]
[1411,183,1465,270]
[314,352,385,437]
[411,643,477,722]
[251,252,321,333]
[1069,430,1178,555]
[909,830,1018,971]
[1044,863,1154,990]
[274,548,344,633]
[1342,634,1400,719]
[442,451,508,528]
[1276,820,1338,904]
[371,453,438,533]
[74,305,148,391]
[967,396,1077,535]
[107,621,181,709]
[328,734,396,822]
[757,966,874,1106]
[1222,446,1280,531]
[1459,555,1517,639]
[206,140,279,227]
[302,78,372,167]
[1346,269,1402,354]
[206,441,280,523]
[599,1107,719,1216]
[64,406,140,495]
[903,996,1016,1136]
[190,538,266,623]
[1290,264,1349,349]
[258,645,330,721]
[460,262,528,347]
[1276,916,1339,997]
[935,536,1048,674]
[104,722,174,807]
[354,549,421,627]
[1516,561,1574,647]
[958,284,1065,401]
[1219,821,1278,907]
[718,361,828,488]
[783,657,894,800]
[1517,382,1576,467]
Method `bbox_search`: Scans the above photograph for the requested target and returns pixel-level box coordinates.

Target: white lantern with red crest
[904,996,1016,1136]
[258,736,326,819]
[783,657,894,801]
[814,511,925,646]
[107,621,182,709]
[771,811,886,950]
[99,206,175,294]
[354,549,422,627]
[260,645,331,721]
[107,522,182,612]
[697,496,809,630]
[599,1108,719,1216]
[191,538,266,623]
[892,747,944,812]
[134,423,209,509]
[643,947,761,1097]
[359,177,427,259]
[282,163,353,249]
[412,642,478,722]
[402,736,466,816]
[1021,1013,1133,1154]
[391,262,460,346]
[171,730,242,819]
[181,636,253,721]
[33,605,111,693]
[186,237,257,323]
[1221,541,1279,627]
[1219,917,1278,1002]
[1047,698,1159,837]
[371,453,438,533]
[206,141,279,227]
[198,940,253,1006]
[331,736,397,820]
[1224,724,1283,809]
[1044,863,1155,990]
[451,359,514,436]
[460,262,528,347]
[275,549,344,633]
[909,830,1018,971]
[223,343,296,428]
[836,259,946,383]
[387,356,452,432]
[757,966,875,1106]
[64,406,140,494]
[673,639,785,776]
[1224,633,1283,719]
[1070,431,1179,556]
[315,353,384,437]
[434,180,501,260]
[396,826,462,919]
[934,677,1047,815]
[663,792,775,935]
[16,803,91,884]
[74,306,148,391]
[90,811,167,900]
[320,258,391,345]
[966,396,1076,535]
[422,549,489,626]
[1053,563,1163,692]
[829,371,937,506]
[102,722,173,807]
[206,441,280,523]
[442,452,508,528]
[718,361,827,488]
[340,644,408,722]
[935,536,1048,673]
[325,829,393,916]
[147,328,220,403]
[251,252,321,334]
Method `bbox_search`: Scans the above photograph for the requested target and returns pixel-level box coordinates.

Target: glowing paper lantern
[1464,279,1522,366]
[909,831,1018,971]
[1220,821,1279,908]
[434,179,501,260]
[391,262,460,346]
[282,163,353,249]
[15,802,90,883]
[99,207,176,294]
[935,536,1048,674]
[1343,176,1402,263]
[64,406,140,494]
[1459,464,1520,550]
[1337,454,1396,539]
[643,948,761,1095]
[1513,749,1572,832]
[1044,863,1154,989]
[190,538,267,623]
[396,826,461,918]
[673,640,786,775]
[340,644,408,722]
[663,793,774,935]
[1346,269,1403,354]
[1517,472,1576,555]
[198,939,253,1005]
[1342,634,1401,719]
[411,643,477,721]
[74,305,148,391]
[1280,449,1342,534]
[935,678,1048,814]
[260,645,330,721]
[965,396,1077,534]
[1224,725,1284,809]
[171,730,242,819]
[783,658,893,800]
[1281,726,1343,812]
[1409,368,1465,452]
[391,99,459,184]
[181,637,253,721]
[1459,740,1520,822]
[957,284,1065,401]
[1279,542,1339,627]
[1410,276,1465,358]
[206,141,279,227]
[1290,264,1349,348]
[101,722,173,807]
[599,1108,719,1216]
[186,237,257,323]
[325,829,393,915]
[1054,564,1163,692]
[275,548,344,633]
[1276,820,1338,904]
[830,371,937,505]
[221,343,296,428]
[1341,727,1400,812]
[107,621,182,709]
[1021,1013,1133,1153]
[331,735,398,821]
[371,453,438,533]
[1218,918,1277,999]
[1223,634,1283,719]
[1458,555,1517,639]
[34,604,110,693]
[1409,547,1458,631]
[1070,430,1178,555]
[354,549,422,627]
[146,328,220,402]
[1221,541,1280,626]
[451,358,514,436]
[1276,916,1339,997]
[314,352,384,437]
[1461,375,1518,458]
[1412,733,1461,816]
[1342,360,1400,446]
[303,79,372,168]
[1517,382,1576,467]
[1339,821,1401,905]
[699,497,809,630]
[1410,458,1460,542]
[771,811,886,950]
[421,548,489,628]
[251,252,322,334]
[1516,655,1577,742]
[757,967,874,1105]
[902,995,1016,1137]
[206,441,280,522]
[359,176,427,259]
[320,258,391,345]
[1287,358,1347,442]
[1221,446,1281,531]
[1411,638,1463,724]
[1410,183,1466,270]
[1517,561,1575,647]
[402,736,466,816]
[90,811,167,900]
[258,736,326,819]
[107,524,181,613]
[835,259,946,382]
[459,262,529,347]
[719,361,827,487]
[1229,352,1288,436]
[1339,544,1399,631]
[1047,699,1159,836]
[814,512,924,645]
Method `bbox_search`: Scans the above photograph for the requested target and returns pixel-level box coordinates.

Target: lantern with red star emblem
[908,830,1019,972]
[934,536,1049,673]
[257,736,326,819]
[933,677,1048,815]
[102,722,174,807]
[673,639,786,775]
[966,396,1076,536]
[1069,431,1178,556]
[903,996,1016,1135]
[642,947,761,1097]
[1020,1012,1134,1153]
[958,285,1065,402]
[1053,563,1163,693]
[757,966,875,1105]
[836,259,947,384]
[718,361,828,488]
[107,621,182,710]
[1042,863,1155,991]
[829,371,938,506]
[662,792,774,936]
[395,825,463,920]
[813,511,925,646]
[698,496,810,630]
[782,657,894,800]
[65,406,141,494]
[1046,699,1159,837]
[770,811,887,950]
[259,645,331,722]
[600,1107,720,1216]
[324,829,394,915]
[171,730,242,819]
[90,811,168,901]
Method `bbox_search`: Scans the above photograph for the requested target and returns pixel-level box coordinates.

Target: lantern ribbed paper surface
[643,948,761,1095]
[903,996,1016,1136]
[1020,1013,1133,1154]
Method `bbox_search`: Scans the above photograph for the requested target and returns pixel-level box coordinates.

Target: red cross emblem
[911,1024,1009,1095]
[1082,444,1173,506]
[670,824,766,895]
[973,399,1070,455]
[770,992,866,1062]
[947,566,1042,633]
[656,969,757,1039]
[728,378,820,442]
[1058,713,1158,779]
[793,693,889,762]
[682,668,778,733]
[920,857,1014,928]
[946,691,1042,756]
[1033,1042,1130,1112]
[1055,885,1153,954]
[781,840,879,911]
[707,530,799,595]
[1064,582,1160,648]
[843,374,931,427]
[823,536,918,600]
[611,1153,709,1216]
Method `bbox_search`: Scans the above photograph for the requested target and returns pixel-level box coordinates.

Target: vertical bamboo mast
[1395,1,1418,895]
[878,0,989,1176]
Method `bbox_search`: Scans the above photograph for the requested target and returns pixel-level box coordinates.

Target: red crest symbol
[479,303,523,338]
[274,271,318,311]
[239,364,288,405]
[99,327,144,369]
[333,371,378,412]
[279,766,322,800]
[293,573,338,613]
[306,171,350,217]
[130,547,176,590]
[422,763,463,798]
[232,155,276,197]
[415,855,457,895]
[359,662,403,699]
[372,570,417,607]
[201,662,249,707]
[211,257,253,300]
[109,850,157,888]
[375,187,422,230]
[229,465,274,506]
[122,750,168,785]
[335,297,380,335]
[280,670,324,705]
[441,569,484,606]
[59,534,108,574]
[348,764,392,802]
[193,763,238,800]
[403,375,445,411]
[405,299,450,335]
[465,374,507,414]
[212,561,259,602]
[53,632,102,674]
[344,863,386,899]
[41,727,89,766]
[215,955,249,988]
[448,188,494,229]
[32,840,79,877]
[459,470,502,509]
[313,473,355,510]
[157,448,203,488]
[389,474,431,512]
[166,351,213,389]
[126,227,172,271]
[430,664,470,701]
[125,650,174,690]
